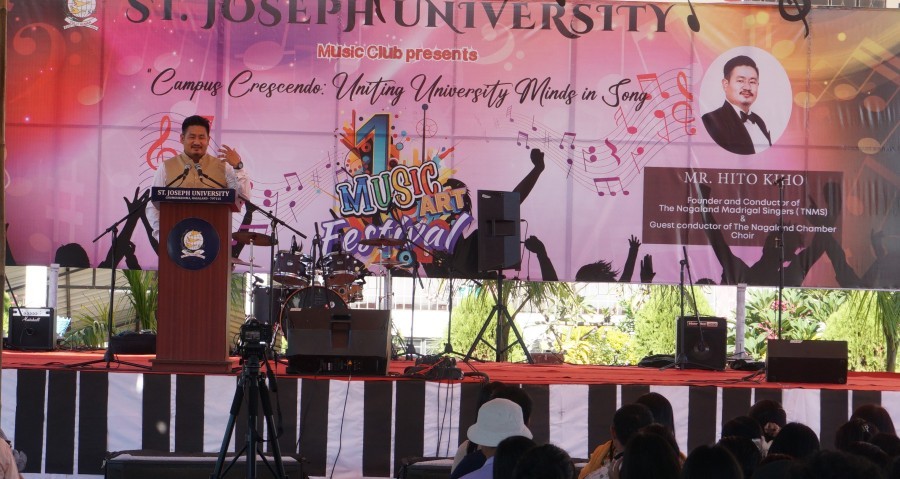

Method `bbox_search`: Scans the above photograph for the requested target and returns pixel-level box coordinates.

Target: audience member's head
[492,385,534,425]
[635,392,676,434]
[511,444,574,479]
[612,403,655,450]
[852,404,896,436]
[641,423,681,457]
[754,453,794,479]
[835,418,878,451]
[681,444,743,479]
[478,381,507,409]
[844,441,890,470]
[467,398,532,451]
[788,449,886,479]
[890,455,900,479]
[723,415,765,443]
[718,435,762,479]
[872,432,900,458]
[769,422,820,460]
[749,399,787,442]
[493,435,536,479]
[619,430,681,479]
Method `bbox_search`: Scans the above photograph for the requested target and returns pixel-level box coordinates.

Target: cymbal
[374,260,406,267]
[233,231,273,247]
[360,237,405,247]
[231,257,261,268]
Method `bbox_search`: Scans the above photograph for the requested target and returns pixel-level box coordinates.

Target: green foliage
[122,269,158,331]
[741,288,845,358]
[633,285,714,358]
[63,297,113,348]
[564,325,641,365]
[824,291,900,372]
[450,292,498,360]
[3,291,10,336]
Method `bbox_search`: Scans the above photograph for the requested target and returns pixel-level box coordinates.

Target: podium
[150,188,238,373]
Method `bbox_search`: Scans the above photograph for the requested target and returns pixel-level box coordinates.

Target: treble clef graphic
[778,0,811,38]
[145,115,179,170]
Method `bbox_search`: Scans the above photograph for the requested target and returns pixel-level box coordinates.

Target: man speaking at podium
[146,115,252,240]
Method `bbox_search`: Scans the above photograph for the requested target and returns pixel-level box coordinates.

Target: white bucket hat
[467,398,532,447]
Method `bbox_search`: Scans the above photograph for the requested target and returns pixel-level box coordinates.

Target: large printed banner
[6,0,900,289]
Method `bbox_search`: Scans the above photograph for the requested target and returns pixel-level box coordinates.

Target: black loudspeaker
[105,451,306,479]
[9,307,56,350]
[766,339,848,384]
[476,190,521,272]
[110,332,157,355]
[676,316,727,370]
[285,309,391,376]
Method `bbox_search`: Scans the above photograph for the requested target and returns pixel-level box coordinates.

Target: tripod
[463,272,533,364]
[211,345,287,479]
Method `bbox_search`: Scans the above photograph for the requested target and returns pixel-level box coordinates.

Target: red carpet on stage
[2,349,900,478]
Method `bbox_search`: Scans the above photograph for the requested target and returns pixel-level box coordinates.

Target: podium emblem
[167,218,220,270]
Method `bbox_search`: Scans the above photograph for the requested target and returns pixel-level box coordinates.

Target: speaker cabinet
[9,307,56,350]
[676,316,727,371]
[477,190,521,272]
[110,332,157,355]
[285,309,391,376]
[766,339,848,384]
[105,451,305,479]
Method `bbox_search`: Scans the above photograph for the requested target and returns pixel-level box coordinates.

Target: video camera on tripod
[237,318,273,359]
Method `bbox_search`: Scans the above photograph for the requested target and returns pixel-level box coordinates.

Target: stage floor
[2,349,900,479]
[4,349,900,390]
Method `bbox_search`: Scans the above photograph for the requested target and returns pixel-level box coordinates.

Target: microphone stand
[197,165,309,364]
[68,167,192,369]
[394,213,423,360]
[776,177,786,339]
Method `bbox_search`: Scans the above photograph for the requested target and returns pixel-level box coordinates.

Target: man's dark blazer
[701,101,772,155]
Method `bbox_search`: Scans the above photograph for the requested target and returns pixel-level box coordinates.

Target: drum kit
[232,231,406,329]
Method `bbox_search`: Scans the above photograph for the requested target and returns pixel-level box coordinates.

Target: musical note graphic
[283,172,303,191]
[672,102,697,135]
[654,109,671,142]
[636,73,670,100]
[517,131,530,149]
[263,190,278,207]
[593,177,629,197]
[857,121,900,155]
[812,38,900,106]
[145,116,178,170]
[531,116,538,132]
[675,71,694,101]
[558,132,576,150]
[614,106,638,134]
[778,0,810,37]
[631,147,645,173]
[582,147,598,169]
[506,106,514,122]
[685,0,701,32]
[604,139,621,165]
[313,170,322,193]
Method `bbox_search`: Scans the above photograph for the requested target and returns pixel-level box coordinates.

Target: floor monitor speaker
[766,339,848,384]
[285,309,391,376]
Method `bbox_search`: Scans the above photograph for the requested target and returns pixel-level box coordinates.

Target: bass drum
[279,286,348,327]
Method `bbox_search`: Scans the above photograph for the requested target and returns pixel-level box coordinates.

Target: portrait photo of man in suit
[702,55,773,155]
